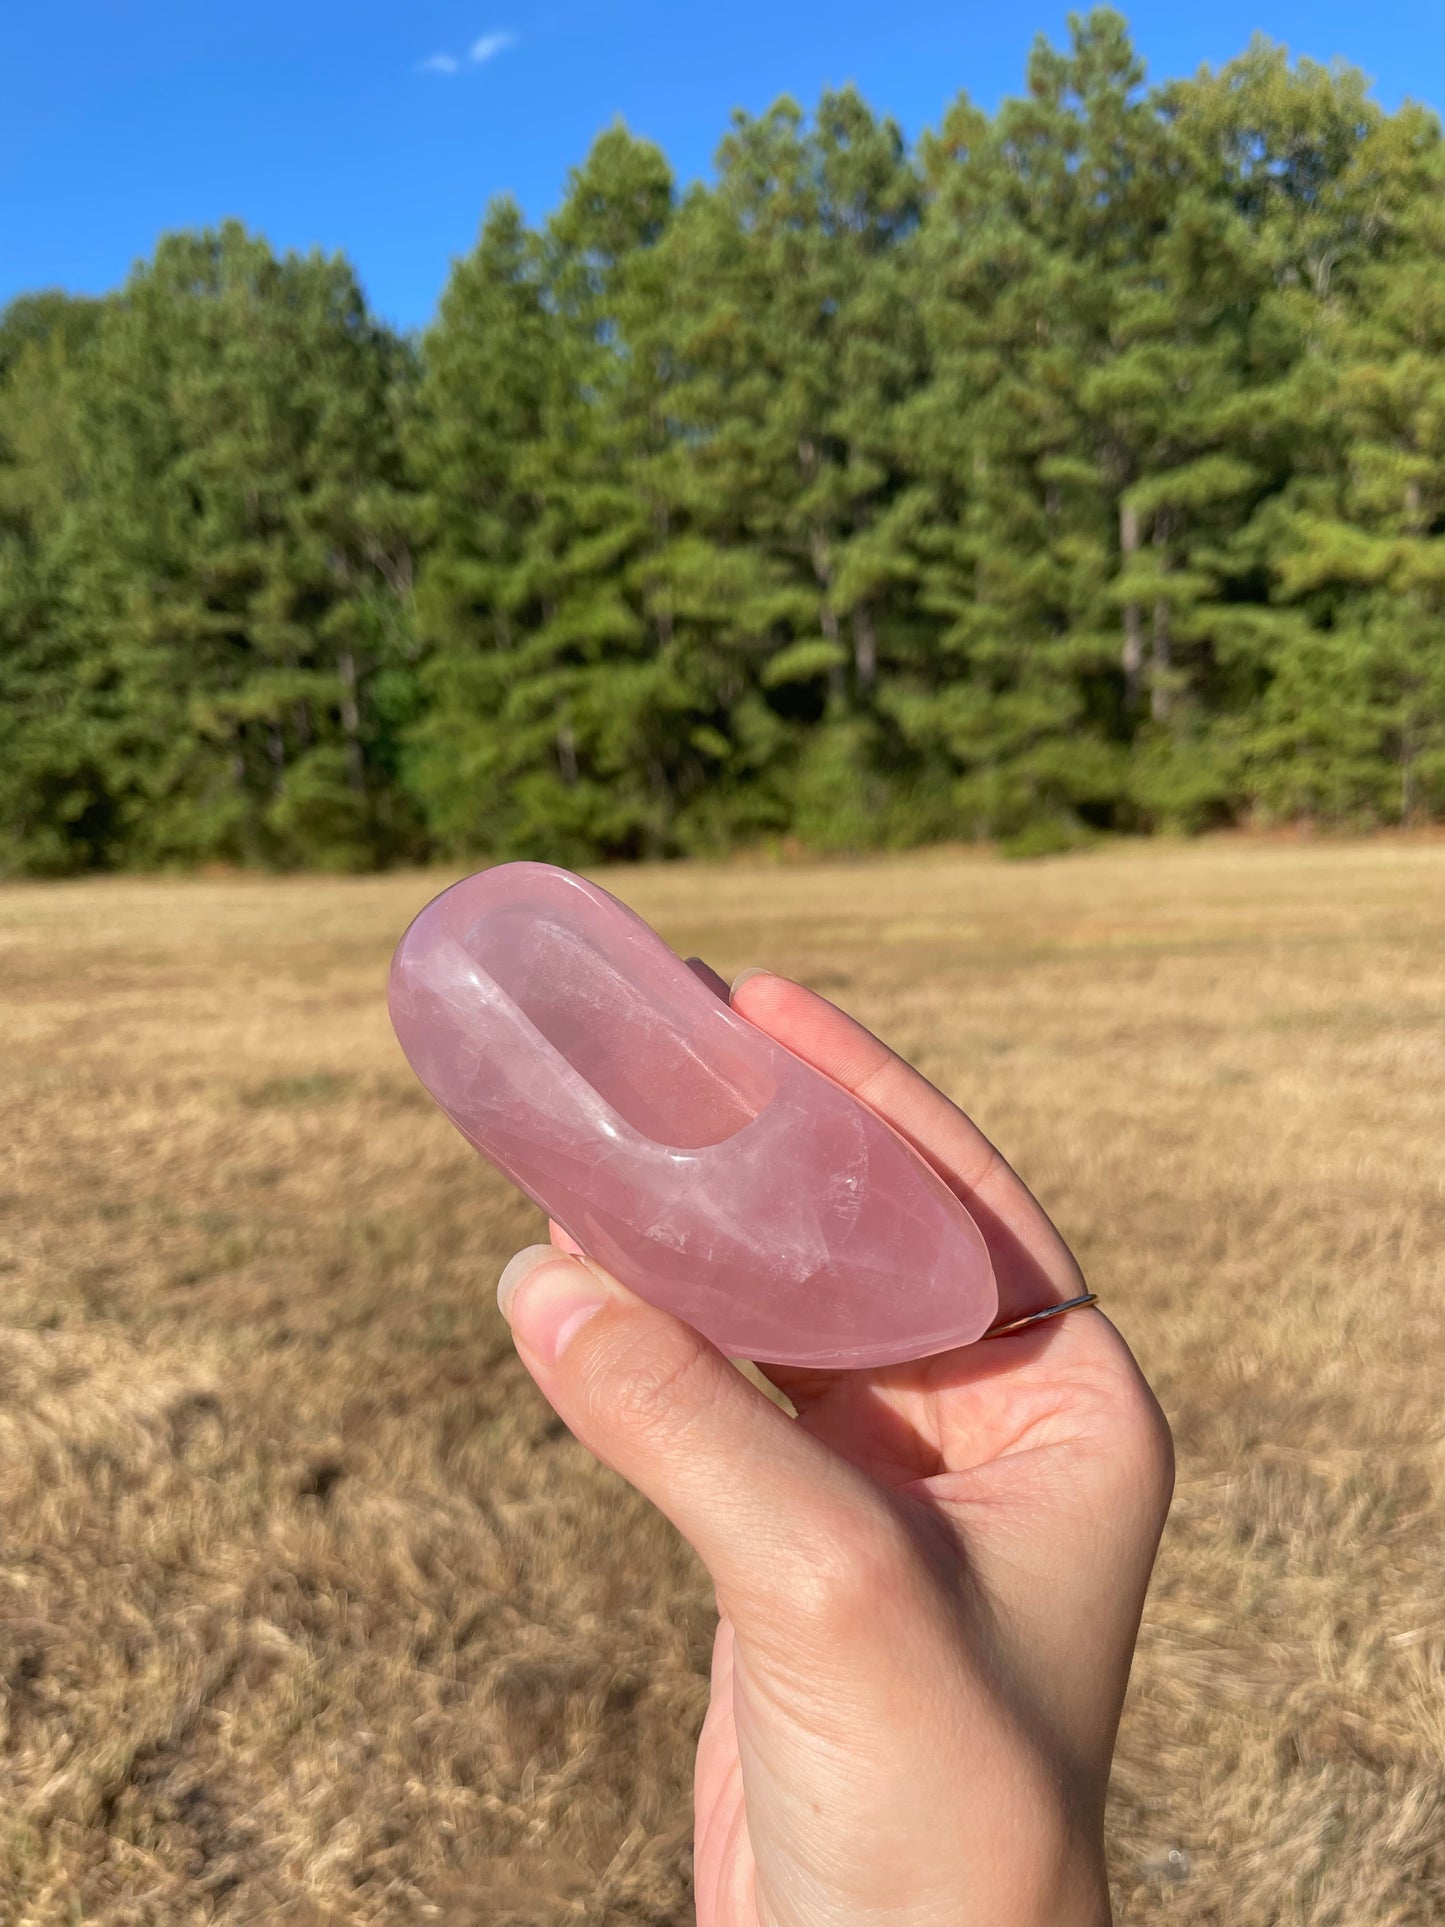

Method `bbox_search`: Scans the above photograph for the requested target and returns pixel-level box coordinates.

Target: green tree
[1257,122,1445,822]
[409,132,704,861]
[405,199,556,851]
[7,15,1445,873]
[0,294,114,873]
[669,91,928,847]
[57,224,418,869]
[1134,40,1438,825]
[902,13,1150,845]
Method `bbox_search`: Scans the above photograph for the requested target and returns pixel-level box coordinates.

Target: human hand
[495,969,1174,1927]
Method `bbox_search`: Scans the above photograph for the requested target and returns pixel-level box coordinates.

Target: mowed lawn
[1,842,1442,1926]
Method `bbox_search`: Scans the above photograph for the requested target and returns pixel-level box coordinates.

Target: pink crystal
[387,862,998,1367]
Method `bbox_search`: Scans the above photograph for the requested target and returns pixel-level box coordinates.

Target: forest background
[4,9,1445,874]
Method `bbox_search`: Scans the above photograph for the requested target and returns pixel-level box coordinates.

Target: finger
[731,966,1051,1227]
[730,969,1082,1329]
[495,1243,900,1649]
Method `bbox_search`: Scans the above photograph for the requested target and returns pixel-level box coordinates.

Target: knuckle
[1144,1391,1177,1516]
[585,1322,719,1449]
[1112,1372,1177,1522]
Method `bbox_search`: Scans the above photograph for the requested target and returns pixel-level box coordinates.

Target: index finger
[730,969,1084,1320]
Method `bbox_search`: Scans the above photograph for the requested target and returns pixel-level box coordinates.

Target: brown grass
[1,842,1442,1925]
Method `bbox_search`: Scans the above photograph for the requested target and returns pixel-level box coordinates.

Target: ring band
[980,1289,1099,1339]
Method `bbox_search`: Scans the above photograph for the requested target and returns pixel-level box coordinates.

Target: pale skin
[495,968,1175,1927]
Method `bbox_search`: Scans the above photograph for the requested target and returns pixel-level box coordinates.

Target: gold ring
[980,1290,1099,1340]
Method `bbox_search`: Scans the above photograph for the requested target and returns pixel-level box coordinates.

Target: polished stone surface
[388,862,997,1366]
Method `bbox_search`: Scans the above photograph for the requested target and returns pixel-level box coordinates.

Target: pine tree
[0,295,113,873]
[6,17,1445,871]
[405,200,555,851]
[1134,41,1434,825]
[672,91,928,847]
[903,14,1148,845]
[50,224,418,868]
[1257,116,1445,822]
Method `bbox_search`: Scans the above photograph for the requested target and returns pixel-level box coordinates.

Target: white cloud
[469,30,517,64]
[415,32,517,78]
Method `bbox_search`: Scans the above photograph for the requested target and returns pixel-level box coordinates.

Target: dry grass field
[1,840,1442,1926]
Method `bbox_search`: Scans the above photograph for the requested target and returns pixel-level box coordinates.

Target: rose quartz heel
[388,862,997,1367]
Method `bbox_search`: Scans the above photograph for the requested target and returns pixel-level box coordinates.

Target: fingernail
[496,1245,608,1363]
[730,966,771,994]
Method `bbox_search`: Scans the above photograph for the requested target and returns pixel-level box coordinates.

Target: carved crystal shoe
[388,862,997,1367]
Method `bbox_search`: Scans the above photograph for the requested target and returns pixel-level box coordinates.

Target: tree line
[3,11,1443,874]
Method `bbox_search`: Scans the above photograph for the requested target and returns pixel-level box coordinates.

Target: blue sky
[2,2,1442,336]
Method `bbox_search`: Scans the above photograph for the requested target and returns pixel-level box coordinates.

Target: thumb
[496,1245,898,1640]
